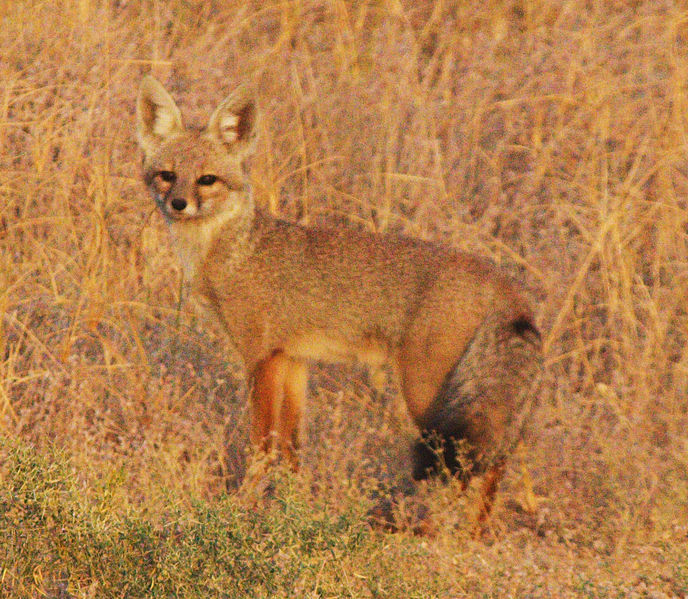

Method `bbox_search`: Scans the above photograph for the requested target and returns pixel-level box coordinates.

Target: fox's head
[136,76,258,224]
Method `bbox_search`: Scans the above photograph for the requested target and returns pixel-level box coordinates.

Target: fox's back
[198,210,531,371]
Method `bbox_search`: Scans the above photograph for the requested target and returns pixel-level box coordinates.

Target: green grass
[1,439,453,598]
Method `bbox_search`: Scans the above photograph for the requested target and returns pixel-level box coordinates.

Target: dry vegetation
[2,0,688,596]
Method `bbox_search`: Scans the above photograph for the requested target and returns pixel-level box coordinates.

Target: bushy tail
[413,312,542,482]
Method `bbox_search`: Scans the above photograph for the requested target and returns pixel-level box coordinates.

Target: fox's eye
[197,174,218,186]
[158,171,176,183]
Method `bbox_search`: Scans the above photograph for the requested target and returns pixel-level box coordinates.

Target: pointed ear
[206,85,258,160]
[136,76,184,159]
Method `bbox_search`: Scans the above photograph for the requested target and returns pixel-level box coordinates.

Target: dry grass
[2,0,688,596]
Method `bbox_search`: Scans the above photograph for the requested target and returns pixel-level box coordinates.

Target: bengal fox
[136,76,542,514]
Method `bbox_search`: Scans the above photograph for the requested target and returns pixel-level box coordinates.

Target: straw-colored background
[2,1,687,596]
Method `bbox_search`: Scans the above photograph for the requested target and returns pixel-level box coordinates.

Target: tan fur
[136,76,542,502]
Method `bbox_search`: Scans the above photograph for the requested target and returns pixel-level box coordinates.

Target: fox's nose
[170,197,187,211]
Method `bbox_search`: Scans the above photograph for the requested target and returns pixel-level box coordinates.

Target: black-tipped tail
[411,312,542,484]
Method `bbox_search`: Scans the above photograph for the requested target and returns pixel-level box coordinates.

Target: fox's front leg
[251,351,307,468]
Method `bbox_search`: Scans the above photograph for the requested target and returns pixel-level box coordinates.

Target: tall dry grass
[1,0,688,596]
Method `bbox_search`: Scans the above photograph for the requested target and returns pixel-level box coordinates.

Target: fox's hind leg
[476,459,506,522]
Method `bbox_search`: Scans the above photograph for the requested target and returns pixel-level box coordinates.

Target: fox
[136,75,542,517]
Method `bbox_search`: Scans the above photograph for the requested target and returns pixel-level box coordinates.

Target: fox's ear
[136,76,184,159]
[206,85,258,160]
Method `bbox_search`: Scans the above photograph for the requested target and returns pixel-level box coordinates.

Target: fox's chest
[168,225,212,283]
[168,210,244,283]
